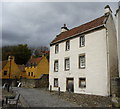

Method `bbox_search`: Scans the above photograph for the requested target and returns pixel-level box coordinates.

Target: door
[66,78,74,92]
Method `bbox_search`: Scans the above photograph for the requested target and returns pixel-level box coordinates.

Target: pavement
[13,87,79,107]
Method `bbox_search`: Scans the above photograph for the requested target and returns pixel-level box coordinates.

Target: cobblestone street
[13,87,79,107]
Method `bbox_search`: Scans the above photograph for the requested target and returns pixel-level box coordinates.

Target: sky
[2,2,119,47]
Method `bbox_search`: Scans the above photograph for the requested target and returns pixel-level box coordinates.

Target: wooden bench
[7,93,20,108]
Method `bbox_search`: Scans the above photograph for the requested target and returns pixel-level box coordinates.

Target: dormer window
[55,44,59,54]
[66,40,70,51]
[80,35,85,47]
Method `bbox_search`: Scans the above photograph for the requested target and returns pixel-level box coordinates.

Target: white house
[116,5,120,77]
[49,5,118,96]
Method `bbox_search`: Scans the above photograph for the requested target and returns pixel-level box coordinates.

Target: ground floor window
[79,78,86,88]
[3,71,7,76]
[54,78,58,87]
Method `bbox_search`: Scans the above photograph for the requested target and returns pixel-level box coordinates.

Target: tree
[2,44,32,65]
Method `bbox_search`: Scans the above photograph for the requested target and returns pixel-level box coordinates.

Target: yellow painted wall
[25,56,49,79]
[1,60,21,79]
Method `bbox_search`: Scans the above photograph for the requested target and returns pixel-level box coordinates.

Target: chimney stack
[8,56,14,61]
[104,5,112,15]
[61,24,69,33]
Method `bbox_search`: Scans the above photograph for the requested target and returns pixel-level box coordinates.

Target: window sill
[79,67,85,69]
[65,69,70,71]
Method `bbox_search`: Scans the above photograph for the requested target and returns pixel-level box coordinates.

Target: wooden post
[58,87,60,95]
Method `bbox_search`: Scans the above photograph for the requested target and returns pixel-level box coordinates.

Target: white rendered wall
[116,9,120,77]
[49,28,109,96]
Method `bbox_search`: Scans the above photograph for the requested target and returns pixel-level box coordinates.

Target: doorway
[66,78,74,92]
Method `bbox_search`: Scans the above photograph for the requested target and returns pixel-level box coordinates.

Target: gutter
[50,24,105,46]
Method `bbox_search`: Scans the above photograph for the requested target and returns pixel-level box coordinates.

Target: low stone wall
[21,74,49,88]
[111,77,120,107]
[2,79,18,87]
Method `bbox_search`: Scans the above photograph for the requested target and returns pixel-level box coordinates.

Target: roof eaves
[50,24,105,46]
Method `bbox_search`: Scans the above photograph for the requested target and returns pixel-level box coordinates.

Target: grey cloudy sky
[2,2,119,47]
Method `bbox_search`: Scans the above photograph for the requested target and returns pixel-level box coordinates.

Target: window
[54,78,58,87]
[28,72,30,76]
[55,44,59,54]
[80,36,85,47]
[66,40,70,51]
[3,71,7,76]
[79,54,85,69]
[65,58,70,71]
[54,60,58,72]
[31,72,33,76]
[79,78,86,88]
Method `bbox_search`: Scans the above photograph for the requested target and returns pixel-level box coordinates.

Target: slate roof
[26,57,43,66]
[18,65,25,72]
[50,15,109,45]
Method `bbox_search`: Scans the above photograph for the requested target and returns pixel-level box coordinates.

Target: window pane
[55,44,59,53]
[80,36,85,47]
[54,60,58,72]
[65,58,70,70]
[79,78,86,88]
[54,78,58,87]
[66,41,70,51]
[79,55,85,68]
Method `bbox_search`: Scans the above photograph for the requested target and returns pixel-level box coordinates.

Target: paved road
[13,87,79,107]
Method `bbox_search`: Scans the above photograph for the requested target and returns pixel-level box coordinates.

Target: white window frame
[54,60,58,72]
[65,58,70,71]
[54,78,58,87]
[66,40,70,51]
[55,44,59,54]
[79,54,85,69]
[79,78,86,88]
[80,35,85,47]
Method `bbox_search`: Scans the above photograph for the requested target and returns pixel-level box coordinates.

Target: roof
[51,15,108,45]
[27,57,43,65]
[18,65,25,72]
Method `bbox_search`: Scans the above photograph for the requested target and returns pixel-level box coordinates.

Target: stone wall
[2,79,18,87]
[21,74,49,88]
[111,77,120,107]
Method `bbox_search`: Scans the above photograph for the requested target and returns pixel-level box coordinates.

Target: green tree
[2,44,32,65]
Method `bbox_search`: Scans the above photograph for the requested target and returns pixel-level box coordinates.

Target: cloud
[2,2,118,47]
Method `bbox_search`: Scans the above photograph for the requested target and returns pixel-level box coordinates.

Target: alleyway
[13,87,79,107]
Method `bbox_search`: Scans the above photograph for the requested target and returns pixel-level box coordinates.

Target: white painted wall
[116,8,120,77]
[49,28,109,96]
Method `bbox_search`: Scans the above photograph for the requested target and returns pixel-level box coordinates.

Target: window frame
[80,35,85,47]
[54,78,58,87]
[55,44,59,54]
[79,54,86,69]
[28,72,30,76]
[65,58,70,71]
[31,72,33,76]
[54,60,59,72]
[65,40,70,51]
[3,71,7,76]
[79,78,86,88]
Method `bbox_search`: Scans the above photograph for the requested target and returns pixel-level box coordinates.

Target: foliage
[2,44,32,65]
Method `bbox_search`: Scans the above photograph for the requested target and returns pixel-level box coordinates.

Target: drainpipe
[104,24,111,96]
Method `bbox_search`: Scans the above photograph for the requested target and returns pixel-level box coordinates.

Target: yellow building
[25,56,49,79]
[18,65,26,79]
[0,56,21,79]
